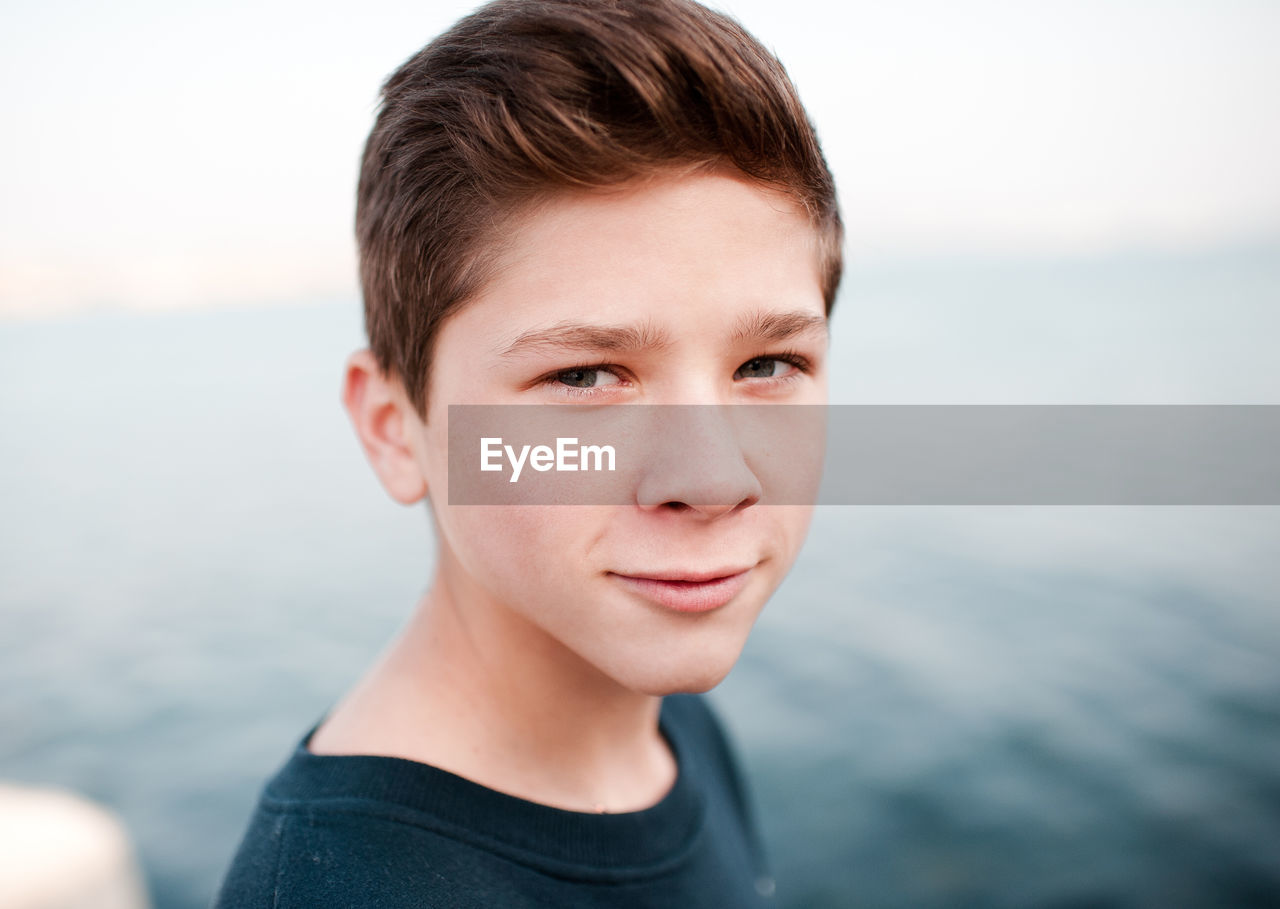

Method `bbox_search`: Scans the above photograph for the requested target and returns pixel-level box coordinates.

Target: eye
[553,366,622,389]
[734,357,800,380]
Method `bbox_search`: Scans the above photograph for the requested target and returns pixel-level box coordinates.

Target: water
[2,251,1278,908]
[734,508,1280,907]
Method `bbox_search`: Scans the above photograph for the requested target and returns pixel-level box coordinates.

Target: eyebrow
[496,308,828,359]
[730,309,829,345]
[497,321,674,358]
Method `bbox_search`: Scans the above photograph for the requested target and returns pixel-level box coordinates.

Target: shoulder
[212,796,519,909]
[213,699,770,907]
[211,724,505,909]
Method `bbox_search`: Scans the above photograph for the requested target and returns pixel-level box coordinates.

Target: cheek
[434,504,604,600]
[770,504,817,569]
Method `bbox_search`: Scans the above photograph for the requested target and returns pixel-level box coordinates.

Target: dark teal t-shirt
[211,694,775,907]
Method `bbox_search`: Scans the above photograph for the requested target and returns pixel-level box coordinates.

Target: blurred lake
[1,248,1278,908]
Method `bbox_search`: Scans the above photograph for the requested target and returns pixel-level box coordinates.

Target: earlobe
[341,349,429,505]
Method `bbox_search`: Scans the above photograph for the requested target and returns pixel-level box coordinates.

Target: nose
[633,405,763,518]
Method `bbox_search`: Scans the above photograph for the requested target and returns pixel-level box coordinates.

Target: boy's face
[404,170,828,695]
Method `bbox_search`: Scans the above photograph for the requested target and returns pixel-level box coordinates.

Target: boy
[212,0,841,904]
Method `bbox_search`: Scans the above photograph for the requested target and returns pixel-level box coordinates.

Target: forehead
[446,170,826,353]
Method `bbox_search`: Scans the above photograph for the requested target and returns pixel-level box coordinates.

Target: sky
[1,0,1278,315]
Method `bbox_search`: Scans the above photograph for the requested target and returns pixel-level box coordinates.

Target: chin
[606,634,747,697]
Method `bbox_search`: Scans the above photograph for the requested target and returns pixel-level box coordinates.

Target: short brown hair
[357,0,843,419]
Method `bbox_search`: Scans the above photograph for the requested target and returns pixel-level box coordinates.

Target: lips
[607,567,753,613]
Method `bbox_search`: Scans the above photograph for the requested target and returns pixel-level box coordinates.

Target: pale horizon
[3,0,1278,318]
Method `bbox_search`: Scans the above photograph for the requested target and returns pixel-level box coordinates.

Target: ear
[341,349,428,505]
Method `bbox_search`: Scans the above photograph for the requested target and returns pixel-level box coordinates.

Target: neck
[309,545,677,814]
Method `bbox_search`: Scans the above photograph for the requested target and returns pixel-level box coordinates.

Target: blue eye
[538,353,809,397]
[734,357,798,380]
[553,367,622,388]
